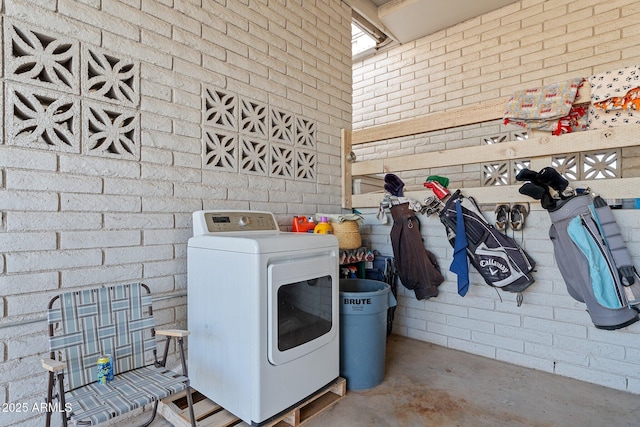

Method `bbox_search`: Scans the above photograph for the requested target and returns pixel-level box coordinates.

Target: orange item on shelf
[292,216,315,233]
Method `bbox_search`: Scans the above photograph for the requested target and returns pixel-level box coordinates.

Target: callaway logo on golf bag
[477,248,513,282]
[439,190,536,294]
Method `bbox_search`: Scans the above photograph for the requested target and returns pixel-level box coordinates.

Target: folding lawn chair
[41,283,196,427]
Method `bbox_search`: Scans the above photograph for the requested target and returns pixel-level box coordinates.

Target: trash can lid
[339,278,388,295]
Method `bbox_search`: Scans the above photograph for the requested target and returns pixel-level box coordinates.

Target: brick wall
[0,1,351,425]
[353,0,640,394]
[354,0,640,128]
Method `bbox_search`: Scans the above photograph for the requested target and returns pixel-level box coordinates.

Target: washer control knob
[238,216,249,227]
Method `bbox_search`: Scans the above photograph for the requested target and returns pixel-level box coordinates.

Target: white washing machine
[187,210,339,425]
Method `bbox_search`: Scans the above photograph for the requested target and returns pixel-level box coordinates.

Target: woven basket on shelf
[331,220,362,250]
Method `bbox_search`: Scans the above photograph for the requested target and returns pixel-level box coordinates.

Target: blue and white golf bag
[548,193,640,329]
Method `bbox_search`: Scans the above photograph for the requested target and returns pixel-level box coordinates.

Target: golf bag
[439,190,536,296]
[390,202,444,300]
[365,252,398,336]
[548,193,640,329]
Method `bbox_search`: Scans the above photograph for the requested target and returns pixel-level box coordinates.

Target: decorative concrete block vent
[202,85,317,181]
[537,150,622,182]
[4,19,80,94]
[4,20,81,151]
[294,117,317,181]
[203,88,239,172]
[295,117,316,148]
[295,149,316,181]
[270,109,294,144]
[239,98,268,137]
[481,129,530,186]
[204,88,238,132]
[479,129,621,186]
[240,135,269,175]
[4,19,141,160]
[269,109,295,178]
[270,142,294,179]
[82,100,140,160]
[5,82,81,152]
[82,45,140,108]
[203,127,238,172]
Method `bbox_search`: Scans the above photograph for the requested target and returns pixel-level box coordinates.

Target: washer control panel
[193,210,279,235]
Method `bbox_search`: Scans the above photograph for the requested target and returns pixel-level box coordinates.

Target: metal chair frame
[42,283,196,427]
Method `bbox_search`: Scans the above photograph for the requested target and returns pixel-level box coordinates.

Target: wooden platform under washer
[158,377,347,427]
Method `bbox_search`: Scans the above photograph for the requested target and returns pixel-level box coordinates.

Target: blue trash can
[339,278,397,390]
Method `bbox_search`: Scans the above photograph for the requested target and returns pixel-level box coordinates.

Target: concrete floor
[128,334,640,427]
[305,334,640,427]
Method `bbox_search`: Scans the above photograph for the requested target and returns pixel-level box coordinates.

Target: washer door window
[268,256,337,365]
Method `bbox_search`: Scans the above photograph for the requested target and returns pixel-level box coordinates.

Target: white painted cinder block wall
[0,1,351,426]
[353,0,640,394]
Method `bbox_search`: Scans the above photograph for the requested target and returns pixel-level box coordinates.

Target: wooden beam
[351,85,591,146]
[345,82,613,209]
[351,177,640,208]
[352,126,639,176]
[352,98,505,145]
[341,129,353,209]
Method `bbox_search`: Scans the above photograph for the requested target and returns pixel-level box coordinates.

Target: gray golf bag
[548,193,640,329]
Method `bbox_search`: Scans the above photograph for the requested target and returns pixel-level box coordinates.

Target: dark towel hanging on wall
[390,202,444,300]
